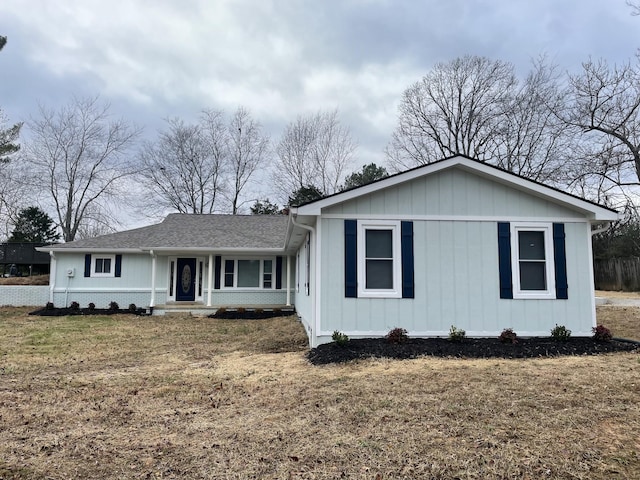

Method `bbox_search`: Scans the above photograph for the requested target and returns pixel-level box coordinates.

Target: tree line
[2,33,640,244]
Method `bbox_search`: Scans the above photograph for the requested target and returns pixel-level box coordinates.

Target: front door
[176,258,197,301]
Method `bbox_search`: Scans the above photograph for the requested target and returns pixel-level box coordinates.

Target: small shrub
[128,303,137,312]
[386,327,408,344]
[108,301,120,311]
[69,301,80,311]
[273,308,282,316]
[499,328,518,344]
[592,324,612,342]
[255,308,264,315]
[550,324,571,342]
[236,307,246,314]
[448,325,466,343]
[216,307,227,315]
[88,302,96,311]
[332,330,350,346]
[45,302,54,311]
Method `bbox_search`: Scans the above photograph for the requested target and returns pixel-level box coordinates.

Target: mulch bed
[308,337,640,365]
[209,308,296,319]
[29,307,148,316]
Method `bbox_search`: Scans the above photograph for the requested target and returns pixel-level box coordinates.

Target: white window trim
[510,223,556,300]
[357,220,402,299]
[91,254,116,278]
[221,257,276,290]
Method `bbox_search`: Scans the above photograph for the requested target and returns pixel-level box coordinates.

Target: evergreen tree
[8,207,60,243]
[288,185,323,206]
[342,163,389,190]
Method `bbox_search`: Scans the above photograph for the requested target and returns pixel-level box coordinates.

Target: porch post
[149,250,157,308]
[207,254,213,307]
[286,255,291,306]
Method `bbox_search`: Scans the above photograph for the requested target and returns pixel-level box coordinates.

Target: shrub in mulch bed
[308,337,640,365]
[29,307,148,316]
[209,308,295,320]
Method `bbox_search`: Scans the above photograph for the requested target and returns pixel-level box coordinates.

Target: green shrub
[550,324,571,342]
[87,302,95,311]
[332,330,350,346]
[385,327,408,344]
[498,328,518,344]
[128,303,137,312]
[592,324,612,342]
[448,325,466,343]
[45,302,54,310]
[69,301,80,311]
[108,301,119,311]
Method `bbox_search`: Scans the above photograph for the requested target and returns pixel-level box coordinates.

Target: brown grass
[0,274,49,285]
[0,307,639,479]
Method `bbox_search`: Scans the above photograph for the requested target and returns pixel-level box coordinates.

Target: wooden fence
[594,257,640,291]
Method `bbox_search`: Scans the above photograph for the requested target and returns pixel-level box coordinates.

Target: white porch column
[286,255,291,306]
[49,251,56,304]
[207,254,213,307]
[149,250,157,308]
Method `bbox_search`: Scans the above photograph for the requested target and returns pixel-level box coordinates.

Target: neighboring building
[39,155,618,346]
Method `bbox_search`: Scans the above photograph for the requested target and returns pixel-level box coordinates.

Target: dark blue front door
[176,258,197,301]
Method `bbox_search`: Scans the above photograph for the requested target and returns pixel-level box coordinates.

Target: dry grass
[0,275,49,285]
[0,307,639,479]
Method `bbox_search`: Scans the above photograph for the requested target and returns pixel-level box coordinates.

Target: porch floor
[153,303,295,317]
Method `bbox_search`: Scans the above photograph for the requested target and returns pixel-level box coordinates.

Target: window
[222,258,276,289]
[91,255,116,277]
[510,223,556,299]
[357,221,402,298]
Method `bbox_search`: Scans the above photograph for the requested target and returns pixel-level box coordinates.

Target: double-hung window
[357,220,402,298]
[510,223,556,299]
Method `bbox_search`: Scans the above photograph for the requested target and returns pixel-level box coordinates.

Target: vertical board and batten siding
[52,253,165,308]
[294,233,314,335]
[315,166,594,345]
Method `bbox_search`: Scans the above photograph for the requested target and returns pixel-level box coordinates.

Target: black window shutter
[214,256,221,289]
[344,219,357,298]
[553,223,568,299]
[497,222,513,299]
[114,255,122,277]
[401,221,414,298]
[84,254,91,277]
[275,256,283,289]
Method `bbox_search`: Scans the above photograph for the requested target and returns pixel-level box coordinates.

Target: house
[39,155,618,346]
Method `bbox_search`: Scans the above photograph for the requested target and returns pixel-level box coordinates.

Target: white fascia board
[35,247,143,254]
[295,156,619,221]
[140,247,286,254]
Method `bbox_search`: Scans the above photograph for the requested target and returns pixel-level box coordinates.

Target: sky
[0,0,639,227]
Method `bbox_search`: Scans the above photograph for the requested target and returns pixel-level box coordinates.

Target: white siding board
[322,167,586,219]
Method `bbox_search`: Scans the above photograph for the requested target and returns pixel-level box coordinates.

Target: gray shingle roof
[46,214,289,251]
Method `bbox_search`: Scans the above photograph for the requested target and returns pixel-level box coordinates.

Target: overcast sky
[1,0,639,224]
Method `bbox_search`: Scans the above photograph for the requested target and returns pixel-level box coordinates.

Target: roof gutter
[591,221,612,236]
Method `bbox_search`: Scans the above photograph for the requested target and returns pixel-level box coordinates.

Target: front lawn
[0,307,638,479]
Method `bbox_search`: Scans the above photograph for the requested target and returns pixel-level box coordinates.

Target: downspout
[49,251,56,304]
[591,222,611,236]
[286,255,291,306]
[290,214,316,341]
[149,250,157,312]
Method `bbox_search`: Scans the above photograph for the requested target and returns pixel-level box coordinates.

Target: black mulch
[29,307,148,316]
[209,309,295,320]
[307,337,640,365]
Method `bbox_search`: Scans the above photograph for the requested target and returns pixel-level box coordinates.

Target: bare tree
[386,55,517,170]
[561,57,640,199]
[25,97,141,241]
[273,109,356,203]
[226,107,269,214]
[138,113,226,215]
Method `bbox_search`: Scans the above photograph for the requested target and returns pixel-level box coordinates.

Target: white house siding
[294,232,315,337]
[51,253,163,309]
[314,167,595,346]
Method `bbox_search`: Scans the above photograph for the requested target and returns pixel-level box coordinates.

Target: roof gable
[294,155,618,221]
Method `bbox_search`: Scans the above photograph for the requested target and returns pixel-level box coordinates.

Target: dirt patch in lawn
[1,307,639,479]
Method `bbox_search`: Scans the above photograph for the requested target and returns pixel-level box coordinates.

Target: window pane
[103,258,111,273]
[224,260,234,287]
[366,229,393,258]
[95,259,103,273]
[237,260,260,288]
[264,260,272,273]
[519,262,546,290]
[366,259,393,289]
[518,231,545,260]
